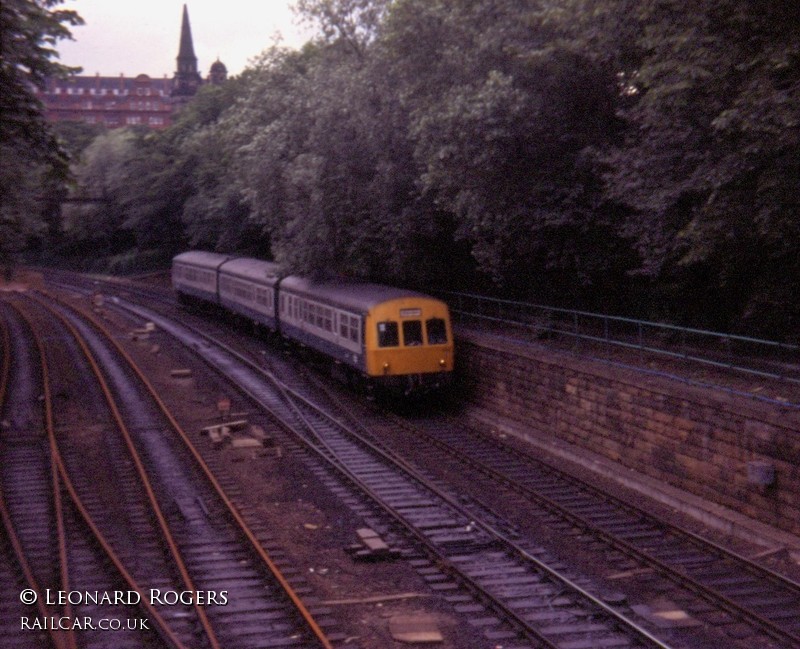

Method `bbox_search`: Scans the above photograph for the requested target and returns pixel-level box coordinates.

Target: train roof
[218,257,282,284]
[173,250,234,269]
[173,252,444,313]
[280,275,439,312]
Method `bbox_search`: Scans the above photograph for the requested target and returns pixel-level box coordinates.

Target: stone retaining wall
[456,335,800,537]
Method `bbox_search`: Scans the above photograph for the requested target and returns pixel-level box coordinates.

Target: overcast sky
[56,0,314,78]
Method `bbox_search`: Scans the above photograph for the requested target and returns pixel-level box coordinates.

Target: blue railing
[436,290,800,388]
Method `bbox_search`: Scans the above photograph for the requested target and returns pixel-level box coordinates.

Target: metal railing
[436,290,800,388]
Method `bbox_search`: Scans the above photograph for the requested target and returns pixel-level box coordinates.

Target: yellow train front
[278,276,454,394]
[365,295,454,393]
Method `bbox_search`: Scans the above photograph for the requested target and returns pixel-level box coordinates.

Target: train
[171,251,454,394]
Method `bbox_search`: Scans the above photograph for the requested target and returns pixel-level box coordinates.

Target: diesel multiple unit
[172,251,454,392]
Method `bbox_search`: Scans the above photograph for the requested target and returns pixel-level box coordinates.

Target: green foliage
[597,0,800,331]
[0,0,82,159]
[0,0,83,262]
[295,0,390,55]
[61,129,136,250]
[50,0,798,335]
[384,0,630,298]
[53,120,109,159]
[0,145,49,252]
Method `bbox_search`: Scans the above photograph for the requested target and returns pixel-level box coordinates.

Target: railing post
[573,312,579,350]
[778,341,785,381]
[638,322,643,363]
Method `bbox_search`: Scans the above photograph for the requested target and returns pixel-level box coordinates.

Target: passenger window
[426,318,448,344]
[377,322,399,347]
[402,320,423,346]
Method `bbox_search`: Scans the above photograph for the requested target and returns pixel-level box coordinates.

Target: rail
[436,290,800,387]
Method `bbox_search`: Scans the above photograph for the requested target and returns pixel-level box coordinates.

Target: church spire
[172,4,202,99]
[177,4,197,61]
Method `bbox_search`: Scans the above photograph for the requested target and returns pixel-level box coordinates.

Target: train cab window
[402,320,423,346]
[377,321,399,347]
[426,318,448,344]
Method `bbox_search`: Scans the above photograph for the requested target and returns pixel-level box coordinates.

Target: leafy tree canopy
[1,0,83,160]
[44,0,799,335]
[1,0,83,264]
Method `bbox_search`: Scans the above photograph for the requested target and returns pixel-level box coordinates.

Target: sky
[56,0,315,78]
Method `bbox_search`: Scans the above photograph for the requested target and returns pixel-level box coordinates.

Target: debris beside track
[346,528,402,562]
[388,613,444,643]
[200,419,276,453]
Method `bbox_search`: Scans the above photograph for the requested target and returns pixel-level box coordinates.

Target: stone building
[37,5,227,129]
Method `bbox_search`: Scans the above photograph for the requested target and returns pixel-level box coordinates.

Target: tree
[381,0,633,300]
[0,0,83,268]
[294,0,390,57]
[60,129,137,255]
[179,82,258,252]
[597,0,800,332]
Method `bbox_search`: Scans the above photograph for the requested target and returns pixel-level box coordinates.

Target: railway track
[37,274,800,648]
[84,291,679,648]
[300,384,800,648]
[1,298,170,649]
[0,303,58,649]
[0,292,336,649]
